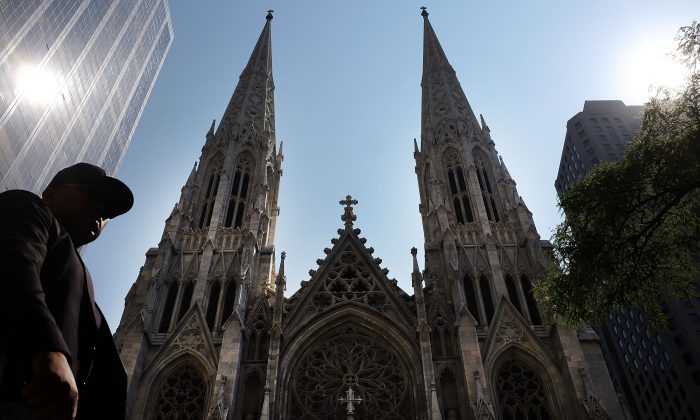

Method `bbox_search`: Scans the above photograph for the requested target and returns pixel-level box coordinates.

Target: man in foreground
[0,162,133,419]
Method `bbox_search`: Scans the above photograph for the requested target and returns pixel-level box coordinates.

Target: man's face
[42,184,108,247]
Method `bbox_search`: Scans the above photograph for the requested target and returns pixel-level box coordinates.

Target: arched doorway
[287,325,416,419]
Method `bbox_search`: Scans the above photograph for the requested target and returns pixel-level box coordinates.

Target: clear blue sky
[84,1,699,328]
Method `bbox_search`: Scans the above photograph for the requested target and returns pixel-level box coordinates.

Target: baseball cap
[47,162,134,218]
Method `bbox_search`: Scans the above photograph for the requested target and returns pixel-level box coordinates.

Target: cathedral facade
[115,10,624,420]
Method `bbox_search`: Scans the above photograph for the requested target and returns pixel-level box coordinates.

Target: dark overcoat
[0,190,126,419]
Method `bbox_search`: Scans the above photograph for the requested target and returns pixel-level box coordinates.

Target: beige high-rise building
[115,10,624,419]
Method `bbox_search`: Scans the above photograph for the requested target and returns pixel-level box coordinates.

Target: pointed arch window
[158,283,178,333]
[206,281,221,330]
[430,311,454,357]
[444,152,474,224]
[496,359,553,420]
[225,154,254,228]
[198,157,223,228]
[220,280,237,325]
[473,151,501,223]
[463,274,481,324]
[521,275,543,325]
[246,312,270,361]
[150,362,206,419]
[505,274,523,314]
[176,282,194,322]
[479,275,495,324]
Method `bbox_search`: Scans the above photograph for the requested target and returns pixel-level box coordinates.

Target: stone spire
[421,8,479,143]
[218,12,275,143]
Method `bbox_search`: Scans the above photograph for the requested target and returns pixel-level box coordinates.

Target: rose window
[150,363,206,420]
[495,359,552,420]
[289,326,413,419]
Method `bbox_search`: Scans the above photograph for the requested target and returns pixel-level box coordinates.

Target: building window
[444,152,474,224]
[473,151,500,223]
[504,274,522,314]
[521,275,542,324]
[159,283,178,333]
[224,154,254,228]
[463,274,481,323]
[495,359,553,420]
[220,280,237,325]
[205,281,221,330]
[197,157,224,228]
[151,362,206,419]
[176,282,194,322]
[479,275,495,324]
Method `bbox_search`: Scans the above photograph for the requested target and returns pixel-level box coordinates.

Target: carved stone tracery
[495,359,552,420]
[494,310,529,347]
[289,326,414,419]
[311,249,391,314]
[150,363,207,420]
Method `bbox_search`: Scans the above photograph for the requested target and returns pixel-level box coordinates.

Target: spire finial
[266,10,273,20]
[420,6,428,17]
[276,251,286,285]
[411,247,420,273]
[339,195,358,230]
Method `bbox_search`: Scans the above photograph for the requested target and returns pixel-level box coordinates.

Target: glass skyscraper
[0,0,173,192]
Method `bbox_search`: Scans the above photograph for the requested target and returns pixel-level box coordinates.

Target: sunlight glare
[621,38,686,102]
[14,65,62,105]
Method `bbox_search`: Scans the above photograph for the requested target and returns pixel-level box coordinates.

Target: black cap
[47,162,134,218]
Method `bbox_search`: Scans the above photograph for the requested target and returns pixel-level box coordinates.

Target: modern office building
[0,0,174,193]
[555,101,700,420]
[555,100,641,194]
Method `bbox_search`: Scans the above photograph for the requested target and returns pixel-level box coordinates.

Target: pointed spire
[207,119,216,136]
[185,161,197,187]
[480,114,489,132]
[411,247,420,273]
[499,156,514,183]
[413,138,419,154]
[219,12,275,143]
[421,8,479,143]
[277,251,285,279]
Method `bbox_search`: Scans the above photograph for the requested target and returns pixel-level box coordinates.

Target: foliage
[538,22,700,329]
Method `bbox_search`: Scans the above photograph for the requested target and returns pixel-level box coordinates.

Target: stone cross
[339,195,358,230]
[338,386,362,417]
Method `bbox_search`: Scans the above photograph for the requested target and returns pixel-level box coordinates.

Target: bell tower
[414,8,625,419]
[114,11,282,419]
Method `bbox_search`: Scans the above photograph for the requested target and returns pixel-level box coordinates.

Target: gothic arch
[224,151,256,229]
[488,349,565,420]
[440,148,475,225]
[144,356,212,420]
[197,152,225,228]
[277,307,423,419]
[471,147,502,223]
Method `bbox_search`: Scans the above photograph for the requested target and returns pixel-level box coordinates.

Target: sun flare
[14,65,63,105]
[620,37,687,102]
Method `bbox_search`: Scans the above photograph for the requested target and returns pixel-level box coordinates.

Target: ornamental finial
[266,10,273,20]
[339,195,358,230]
[420,6,428,17]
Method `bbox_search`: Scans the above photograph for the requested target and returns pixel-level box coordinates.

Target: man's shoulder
[0,189,51,217]
[0,189,42,201]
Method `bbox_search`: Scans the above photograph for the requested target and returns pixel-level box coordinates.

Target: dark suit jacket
[0,190,126,419]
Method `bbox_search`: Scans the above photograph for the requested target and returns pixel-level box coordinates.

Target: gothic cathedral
[115,10,624,420]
